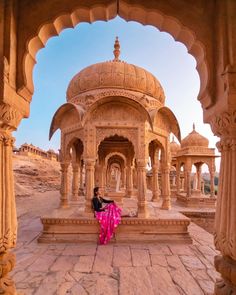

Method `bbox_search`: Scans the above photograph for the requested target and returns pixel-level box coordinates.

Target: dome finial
[113,36,120,61]
[193,123,195,131]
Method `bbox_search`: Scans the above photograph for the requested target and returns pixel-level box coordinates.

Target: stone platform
[14,191,219,294]
[177,193,216,208]
[38,206,192,244]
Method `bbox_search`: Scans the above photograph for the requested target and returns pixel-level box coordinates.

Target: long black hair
[94,186,99,196]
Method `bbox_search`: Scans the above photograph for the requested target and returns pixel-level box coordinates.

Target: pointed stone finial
[193,123,195,131]
[113,36,120,61]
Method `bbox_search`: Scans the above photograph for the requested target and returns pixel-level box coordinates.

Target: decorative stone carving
[210,110,236,136]
[0,104,22,130]
[96,127,138,155]
[0,251,16,295]
[70,88,162,111]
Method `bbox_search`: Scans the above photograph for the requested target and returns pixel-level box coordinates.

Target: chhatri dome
[66,37,165,104]
[181,123,209,148]
[170,136,180,155]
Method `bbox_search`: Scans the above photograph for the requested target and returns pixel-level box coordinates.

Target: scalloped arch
[22,3,210,108]
[104,152,127,166]
[96,131,137,157]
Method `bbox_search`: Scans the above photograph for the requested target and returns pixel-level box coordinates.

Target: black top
[92,196,113,212]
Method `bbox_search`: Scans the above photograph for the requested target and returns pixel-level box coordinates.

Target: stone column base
[214,255,236,294]
[0,251,16,295]
[84,201,93,213]
[152,193,159,202]
[138,202,149,218]
[161,198,171,210]
[59,199,69,208]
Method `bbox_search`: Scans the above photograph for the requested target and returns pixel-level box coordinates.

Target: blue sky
[14,17,220,170]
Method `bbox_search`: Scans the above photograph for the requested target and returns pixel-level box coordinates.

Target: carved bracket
[210,110,236,137]
[0,103,23,131]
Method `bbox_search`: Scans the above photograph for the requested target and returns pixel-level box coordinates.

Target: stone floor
[12,191,220,295]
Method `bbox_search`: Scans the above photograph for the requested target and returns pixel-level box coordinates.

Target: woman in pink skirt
[92,187,121,245]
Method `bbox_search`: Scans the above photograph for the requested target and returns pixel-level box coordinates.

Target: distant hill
[13,155,62,197]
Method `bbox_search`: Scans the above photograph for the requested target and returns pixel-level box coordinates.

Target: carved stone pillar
[84,159,95,213]
[136,159,147,217]
[126,164,133,197]
[71,163,79,201]
[152,164,159,201]
[99,161,106,195]
[94,161,99,187]
[60,162,70,208]
[197,165,202,190]
[210,109,236,294]
[213,137,236,294]
[79,160,84,196]
[209,164,215,197]
[161,165,171,210]
[176,162,180,194]
[0,131,17,295]
[183,161,191,197]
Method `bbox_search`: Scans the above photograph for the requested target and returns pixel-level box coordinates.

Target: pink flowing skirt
[95,203,122,245]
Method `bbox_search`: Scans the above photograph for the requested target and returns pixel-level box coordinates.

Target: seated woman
[92,187,121,245]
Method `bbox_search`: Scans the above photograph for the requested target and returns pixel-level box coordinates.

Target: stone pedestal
[39,210,192,244]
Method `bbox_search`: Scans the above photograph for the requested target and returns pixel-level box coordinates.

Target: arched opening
[97,135,135,198]
[20,5,210,111]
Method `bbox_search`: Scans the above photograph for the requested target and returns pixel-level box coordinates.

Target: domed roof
[170,137,180,154]
[66,37,165,103]
[181,124,209,148]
